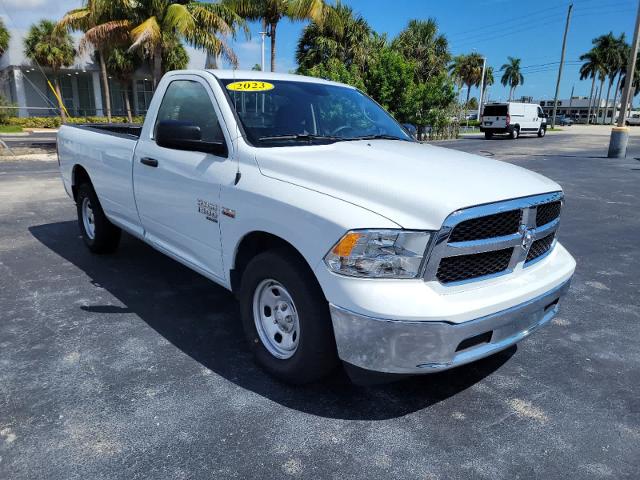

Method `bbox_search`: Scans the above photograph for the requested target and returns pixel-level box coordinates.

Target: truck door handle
[140,157,158,167]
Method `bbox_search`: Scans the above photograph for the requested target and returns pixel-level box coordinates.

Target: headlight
[324,229,432,278]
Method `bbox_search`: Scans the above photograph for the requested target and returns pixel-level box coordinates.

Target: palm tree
[296,2,371,73]
[161,34,190,71]
[500,56,524,101]
[392,18,450,81]
[58,0,123,122]
[0,18,10,58]
[481,65,494,106]
[80,0,245,88]
[592,32,622,124]
[580,50,603,124]
[105,47,139,122]
[24,20,76,122]
[224,0,326,72]
[608,33,628,124]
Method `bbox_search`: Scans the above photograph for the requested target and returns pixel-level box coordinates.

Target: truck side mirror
[401,123,417,138]
[155,120,228,157]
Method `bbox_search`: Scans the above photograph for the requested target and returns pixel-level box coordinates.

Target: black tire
[510,126,519,139]
[537,126,546,137]
[76,183,121,254]
[484,132,493,139]
[238,249,339,384]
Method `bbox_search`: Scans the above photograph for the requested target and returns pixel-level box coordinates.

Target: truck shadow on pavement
[30,221,514,421]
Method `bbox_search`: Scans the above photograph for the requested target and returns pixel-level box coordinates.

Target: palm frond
[164,3,196,35]
[81,19,131,52]
[130,16,161,52]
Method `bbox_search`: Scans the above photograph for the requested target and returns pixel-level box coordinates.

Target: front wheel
[76,183,121,253]
[538,126,546,137]
[238,250,339,384]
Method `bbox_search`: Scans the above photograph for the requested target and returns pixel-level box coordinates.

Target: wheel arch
[71,164,92,201]
[230,231,321,296]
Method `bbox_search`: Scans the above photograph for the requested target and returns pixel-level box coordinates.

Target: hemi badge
[222,207,236,219]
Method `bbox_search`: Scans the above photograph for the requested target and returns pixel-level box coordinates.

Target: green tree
[580,50,604,124]
[609,34,628,124]
[303,57,365,90]
[0,18,10,58]
[79,0,245,88]
[391,18,450,81]
[251,63,262,71]
[24,20,76,122]
[296,2,371,73]
[224,0,326,72]
[58,0,124,122]
[449,53,483,112]
[105,47,140,122]
[500,56,524,101]
[592,32,622,124]
[161,34,190,71]
[481,65,494,105]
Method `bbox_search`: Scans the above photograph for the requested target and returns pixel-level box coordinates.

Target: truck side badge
[222,207,236,219]
[197,199,218,223]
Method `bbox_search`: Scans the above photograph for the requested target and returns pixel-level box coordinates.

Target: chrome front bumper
[329,279,571,374]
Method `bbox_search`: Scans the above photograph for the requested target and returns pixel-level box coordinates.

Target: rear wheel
[238,249,339,384]
[484,132,493,139]
[76,183,121,253]
[510,126,519,139]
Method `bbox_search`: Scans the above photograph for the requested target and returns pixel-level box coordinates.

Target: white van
[481,102,547,139]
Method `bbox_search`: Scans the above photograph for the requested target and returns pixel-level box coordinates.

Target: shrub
[4,115,145,128]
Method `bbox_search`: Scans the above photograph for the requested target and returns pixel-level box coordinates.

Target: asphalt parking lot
[1,126,639,479]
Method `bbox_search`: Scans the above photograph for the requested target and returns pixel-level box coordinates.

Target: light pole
[477,57,487,120]
[259,30,267,72]
[608,0,640,157]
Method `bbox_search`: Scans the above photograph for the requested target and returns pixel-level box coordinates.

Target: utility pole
[477,57,487,120]
[551,3,573,129]
[608,0,640,157]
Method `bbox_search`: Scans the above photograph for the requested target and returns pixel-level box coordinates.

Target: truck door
[132,76,235,281]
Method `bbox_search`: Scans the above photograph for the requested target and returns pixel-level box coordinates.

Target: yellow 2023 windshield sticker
[226,81,274,92]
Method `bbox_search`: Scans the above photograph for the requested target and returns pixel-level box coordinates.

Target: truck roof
[204,69,355,88]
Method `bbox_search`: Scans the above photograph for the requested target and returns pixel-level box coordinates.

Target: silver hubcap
[82,196,96,240]
[252,279,300,359]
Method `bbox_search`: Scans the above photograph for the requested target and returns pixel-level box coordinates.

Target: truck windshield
[219,79,412,146]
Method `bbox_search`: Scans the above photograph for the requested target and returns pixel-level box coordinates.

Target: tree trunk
[123,81,133,123]
[270,22,277,72]
[603,76,614,125]
[98,49,112,123]
[595,78,605,124]
[610,73,622,125]
[465,84,471,122]
[586,75,596,124]
[54,75,66,123]
[153,43,163,90]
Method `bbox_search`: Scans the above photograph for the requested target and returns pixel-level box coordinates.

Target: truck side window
[155,80,224,144]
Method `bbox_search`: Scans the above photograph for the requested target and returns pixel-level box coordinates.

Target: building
[0,29,205,118]
[534,96,621,124]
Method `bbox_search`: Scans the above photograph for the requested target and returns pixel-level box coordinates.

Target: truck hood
[254,140,561,229]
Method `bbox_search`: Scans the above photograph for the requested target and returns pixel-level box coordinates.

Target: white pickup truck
[57,70,576,384]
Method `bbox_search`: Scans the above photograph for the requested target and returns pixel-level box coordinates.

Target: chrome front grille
[424,192,563,285]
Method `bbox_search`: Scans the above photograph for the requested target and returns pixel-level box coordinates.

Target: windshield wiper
[345,134,409,141]
[258,134,343,142]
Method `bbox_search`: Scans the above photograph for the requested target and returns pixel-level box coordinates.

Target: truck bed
[73,123,142,139]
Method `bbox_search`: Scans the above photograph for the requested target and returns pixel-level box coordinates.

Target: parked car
[625,113,640,126]
[57,70,575,384]
[554,115,573,126]
[480,102,547,139]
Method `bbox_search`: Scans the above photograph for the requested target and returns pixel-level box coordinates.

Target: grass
[548,127,564,132]
[0,125,23,133]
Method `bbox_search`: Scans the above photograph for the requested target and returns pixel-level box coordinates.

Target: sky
[0,0,637,101]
